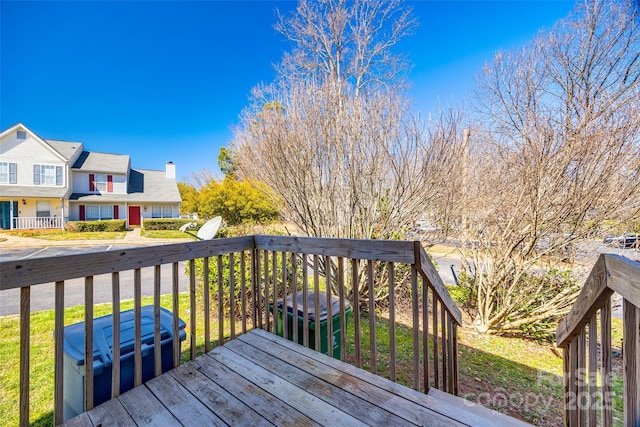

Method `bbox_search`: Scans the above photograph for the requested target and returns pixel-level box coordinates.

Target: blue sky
[1,0,575,183]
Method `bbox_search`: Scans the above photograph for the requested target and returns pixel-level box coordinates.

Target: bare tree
[459,0,640,335]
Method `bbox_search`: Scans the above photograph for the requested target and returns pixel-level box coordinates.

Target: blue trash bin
[62,306,186,421]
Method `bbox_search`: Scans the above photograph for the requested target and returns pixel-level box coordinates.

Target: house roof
[45,140,84,161]
[0,185,68,198]
[72,151,130,174]
[69,169,181,203]
[0,123,69,162]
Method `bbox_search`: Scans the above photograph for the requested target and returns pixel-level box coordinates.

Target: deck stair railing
[556,254,640,426]
[1,235,462,426]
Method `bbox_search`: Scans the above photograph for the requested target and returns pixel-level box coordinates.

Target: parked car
[604,233,640,248]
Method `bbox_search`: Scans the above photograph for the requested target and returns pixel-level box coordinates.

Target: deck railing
[556,254,640,426]
[13,216,64,230]
[1,235,462,426]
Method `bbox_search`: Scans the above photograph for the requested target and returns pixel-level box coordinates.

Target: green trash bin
[273,292,352,359]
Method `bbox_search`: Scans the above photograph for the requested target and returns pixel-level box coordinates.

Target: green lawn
[141,229,195,239]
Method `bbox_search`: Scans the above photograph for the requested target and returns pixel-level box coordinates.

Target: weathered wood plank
[134,268,142,387]
[210,345,369,426]
[19,286,30,427]
[254,235,415,263]
[588,314,597,427]
[63,412,94,427]
[189,259,197,359]
[54,281,64,425]
[623,300,639,427]
[85,399,132,425]
[556,255,612,347]
[367,260,377,375]
[410,265,419,391]
[144,372,226,426]
[117,383,181,425]
[0,236,255,289]
[236,331,462,427]
[603,254,640,309]
[226,338,416,426]
[422,277,431,393]
[86,399,136,425]
[250,328,528,427]
[171,262,180,368]
[192,351,318,426]
[352,258,361,368]
[600,300,613,427]
[112,272,122,396]
[417,243,463,325]
[168,364,272,426]
[84,277,94,411]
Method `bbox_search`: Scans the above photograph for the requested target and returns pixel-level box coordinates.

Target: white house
[0,123,181,230]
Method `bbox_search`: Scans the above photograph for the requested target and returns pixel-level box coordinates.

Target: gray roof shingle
[69,169,181,203]
[0,185,68,198]
[72,151,130,174]
[45,140,84,161]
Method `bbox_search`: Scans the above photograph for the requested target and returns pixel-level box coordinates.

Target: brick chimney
[166,161,176,179]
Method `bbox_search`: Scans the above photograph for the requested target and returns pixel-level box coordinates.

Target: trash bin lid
[63,306,185,368]
[277,291,351,322]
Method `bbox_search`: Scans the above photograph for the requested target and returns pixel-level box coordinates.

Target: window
[36,201,50,218]
[0,162,17,184]
[151,205,173,218]
[89,174,113,192]
[85,205,113,220]
[16,130,26,139]
[33,164,63,185]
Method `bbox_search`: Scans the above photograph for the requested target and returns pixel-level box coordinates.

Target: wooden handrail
[556,253,640,426]
[415,242,463,326]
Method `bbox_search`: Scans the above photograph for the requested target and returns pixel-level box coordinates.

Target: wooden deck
[62,328,530,427]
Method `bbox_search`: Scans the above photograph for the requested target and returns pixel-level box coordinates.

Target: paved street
[0,230,191,316]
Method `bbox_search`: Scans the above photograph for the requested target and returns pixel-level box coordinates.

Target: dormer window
[16,130,26,139]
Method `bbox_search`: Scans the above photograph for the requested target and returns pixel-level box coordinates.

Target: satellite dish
[196,216,222,240]
[179,222,197,232]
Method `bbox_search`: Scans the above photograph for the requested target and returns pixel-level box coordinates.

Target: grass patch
[2,229,125,240]
[141,229,195,239]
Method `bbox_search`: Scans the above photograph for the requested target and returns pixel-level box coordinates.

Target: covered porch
[0,186,67,230]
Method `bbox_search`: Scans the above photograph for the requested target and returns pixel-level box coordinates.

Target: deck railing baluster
[189,260,197,359]
[422,277,430,393]
[337,257,346,361]
[19,286,30,427]
[84,276,94,411]
[263,250,270,332]
[302,256,310,348]
[325,255,333,359]
[600,301,612,427]
[133,268,142,387]
[388,262,396,382]
[217,255,224,347]
[314,255,321,352]
[352,258,361,368]
[230,253,236,340]
[367,260,376,375]
[152,266,161,376]
[272,251,278,336]
[291,252,298,345]
[282,252,288,340]
[54,281,64,425]
[112,272,122,395]
[410,265,419,391]
[203,257,211,352]
[172,262,180,368]
[241,252,247,334]
[433,294,439,389]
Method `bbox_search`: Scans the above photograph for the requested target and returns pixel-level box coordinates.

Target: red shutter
[89,174,95,191]
[107,175,113,192]
[79,205,85,221]
[113,205,119,219]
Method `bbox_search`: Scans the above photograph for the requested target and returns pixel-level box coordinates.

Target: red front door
[128,206,141,226]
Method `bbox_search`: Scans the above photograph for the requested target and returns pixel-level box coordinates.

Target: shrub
[142,219,204,231]
[65,220,127,232]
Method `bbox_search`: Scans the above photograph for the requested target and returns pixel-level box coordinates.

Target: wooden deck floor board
[224,338,412,426]
[231,331,462,427]
[62,329,532,427]
[168,364,274,427]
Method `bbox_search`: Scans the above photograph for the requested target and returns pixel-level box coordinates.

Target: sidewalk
[0,228,193,249]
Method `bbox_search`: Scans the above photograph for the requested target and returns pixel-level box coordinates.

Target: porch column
[60,198,65,230]
[9,198,14,230]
